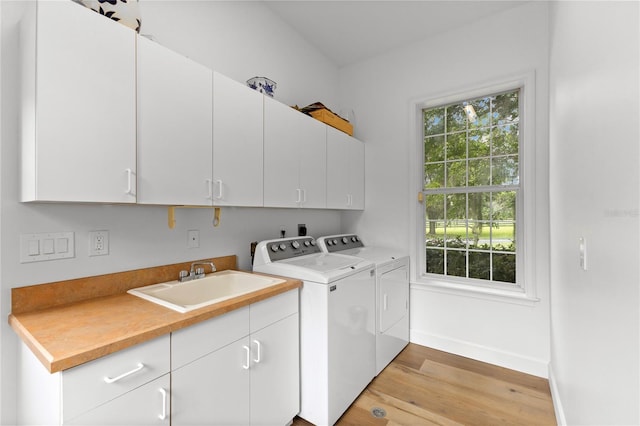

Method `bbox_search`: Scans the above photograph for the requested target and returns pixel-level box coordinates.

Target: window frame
[410,72,539,304]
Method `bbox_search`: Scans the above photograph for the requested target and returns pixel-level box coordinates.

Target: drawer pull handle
[103,362,145,384]
[158,388,168,420]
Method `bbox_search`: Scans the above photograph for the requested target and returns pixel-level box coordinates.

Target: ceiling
[263,1,526,67]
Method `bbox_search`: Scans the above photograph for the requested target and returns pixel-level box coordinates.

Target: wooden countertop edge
[9,277,301,374]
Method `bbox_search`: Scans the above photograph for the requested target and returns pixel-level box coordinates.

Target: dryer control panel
[318,234,365,253]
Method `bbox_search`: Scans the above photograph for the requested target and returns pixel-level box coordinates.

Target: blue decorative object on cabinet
[247,77,277,97]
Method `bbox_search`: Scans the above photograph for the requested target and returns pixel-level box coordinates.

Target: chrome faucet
[179,261,216,282]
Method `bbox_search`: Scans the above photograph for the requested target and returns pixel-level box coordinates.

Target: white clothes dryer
[253,236,376,426]
[317,234,409,375]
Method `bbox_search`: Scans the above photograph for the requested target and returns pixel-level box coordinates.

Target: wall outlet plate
[89,230,109,256]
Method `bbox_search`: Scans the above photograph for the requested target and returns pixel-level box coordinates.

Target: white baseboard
[548,364,566,425]
[410,330,549,378]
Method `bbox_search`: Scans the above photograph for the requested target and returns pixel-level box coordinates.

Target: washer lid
[253,252,373,283]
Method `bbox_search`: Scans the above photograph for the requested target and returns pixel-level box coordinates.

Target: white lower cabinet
[171,289,300,426]
[17,291,299,426]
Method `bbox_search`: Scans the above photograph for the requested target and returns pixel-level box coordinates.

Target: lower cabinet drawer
[62,334,170,422]
[65,374,170,425]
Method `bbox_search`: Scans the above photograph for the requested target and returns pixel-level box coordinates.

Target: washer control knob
[292,241,300,249]
[279,243,287,251]
[303,240,311,247]
[270,244,279,252]
[341,237,349,244]
[332,239,338,245]
[310,239,316,246]
[351,236,358,242]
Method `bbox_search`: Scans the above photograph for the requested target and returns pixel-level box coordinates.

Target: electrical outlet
[187,230,200,248]
[89,230,109,256]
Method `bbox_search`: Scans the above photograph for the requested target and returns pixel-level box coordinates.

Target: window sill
[411,278,540,306]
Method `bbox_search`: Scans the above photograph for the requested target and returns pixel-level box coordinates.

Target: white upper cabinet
[264,96,327,208]
[326,127,365,210]
[212,72,264,207]
[20,0,137,203]
[137,35,213,206]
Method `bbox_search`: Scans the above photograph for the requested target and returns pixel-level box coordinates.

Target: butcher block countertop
[8,255,301,374]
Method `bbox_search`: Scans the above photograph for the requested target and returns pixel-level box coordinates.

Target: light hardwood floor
[293,343,557,425]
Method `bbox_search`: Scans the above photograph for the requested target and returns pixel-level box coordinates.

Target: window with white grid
[422,89,521,286]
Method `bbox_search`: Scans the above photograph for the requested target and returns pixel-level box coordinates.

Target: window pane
[446,250,466,277]
[425,135,445,162]
[446,104,466,133]
[446,193,466,224]
[468,221,491,249]
[446,161,466,187]
[468,158,490,186]
[424,163,444,189]
[469,129,490,158]
[424,107,445,136]
[492,221,515,251]
[469,251,490,280]
[426,248,444,274]
[446,132,466,160]
[468,192,490,221]
[425,194,445,221]
[492,124,519,156]
[468,96,491,129]
[491,190,516,222]
[493,253,516,283]
[492,155,519,185]
[492,91,519,125]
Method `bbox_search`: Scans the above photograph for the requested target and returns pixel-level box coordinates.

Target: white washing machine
[252,236,376,426]
[317,234,409,375]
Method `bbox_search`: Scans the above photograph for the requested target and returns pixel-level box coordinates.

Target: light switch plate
[20,232,75,263]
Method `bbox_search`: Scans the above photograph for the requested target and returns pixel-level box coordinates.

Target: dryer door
[379,260,409,333]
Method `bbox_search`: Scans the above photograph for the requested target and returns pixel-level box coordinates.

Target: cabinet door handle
[242,345,251,370]
[103,362,145,384]
[383,294,388,311]
[206,179,213,200]
[215,179,224,200]
[295,188,302,204]
[252,339,262,364]
[158,387,168,420]
[125,168,136,196]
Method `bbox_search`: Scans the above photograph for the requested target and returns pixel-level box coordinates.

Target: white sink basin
[127,270,286,313]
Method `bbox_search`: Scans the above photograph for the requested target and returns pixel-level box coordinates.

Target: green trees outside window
[423,90,520,284]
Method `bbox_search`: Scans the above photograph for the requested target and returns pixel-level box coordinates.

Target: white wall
[548,2,639,424]
[0,1,341,423]
[339,2,551,377]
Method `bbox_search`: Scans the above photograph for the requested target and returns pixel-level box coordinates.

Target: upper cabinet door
[21,0,137,203]
[326,127,365,210]
[264,97,326,208]
[137,36,213,206]
[212,72,263,207]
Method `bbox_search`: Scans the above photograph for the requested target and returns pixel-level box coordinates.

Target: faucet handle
[179,270,189,282]
[195,267,205,278]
